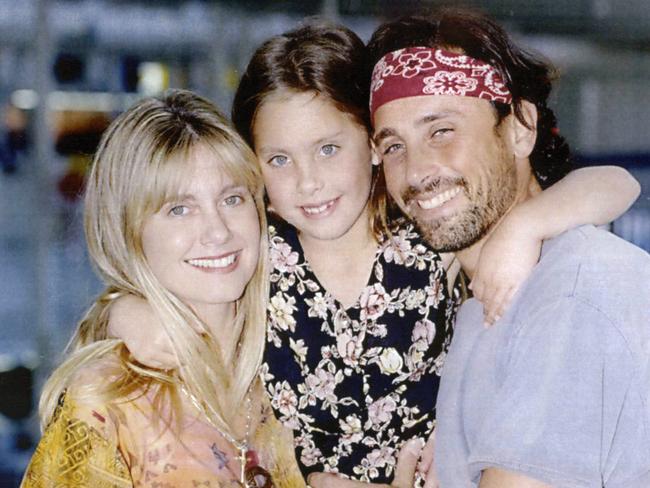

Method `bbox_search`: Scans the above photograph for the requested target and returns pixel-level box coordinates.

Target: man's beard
[404,161,518,253]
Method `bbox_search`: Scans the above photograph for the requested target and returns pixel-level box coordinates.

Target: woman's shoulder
[64,348,152,420]
[24,385,132,487]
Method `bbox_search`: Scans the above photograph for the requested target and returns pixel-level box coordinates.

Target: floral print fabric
[261,218,459,484]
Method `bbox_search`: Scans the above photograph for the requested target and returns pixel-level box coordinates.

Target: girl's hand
[108,295,177,369]
[419,429,439,488]
[472,165,640,326]
[471,209,541,326]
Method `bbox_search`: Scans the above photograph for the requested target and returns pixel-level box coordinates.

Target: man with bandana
[359,9,650,488]
[301,10,650,488]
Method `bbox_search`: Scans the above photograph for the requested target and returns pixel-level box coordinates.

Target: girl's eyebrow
[311,130,344,147]
[258,130,345,155]
[256,145,286,155]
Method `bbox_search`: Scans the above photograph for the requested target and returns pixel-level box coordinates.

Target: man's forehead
[373,94,487,137]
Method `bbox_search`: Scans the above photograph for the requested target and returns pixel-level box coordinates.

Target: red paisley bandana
[369,46,512,120]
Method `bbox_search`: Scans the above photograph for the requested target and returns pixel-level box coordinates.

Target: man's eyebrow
[417,110,461,125]
[374,110,462,143]
[374,127,397,143]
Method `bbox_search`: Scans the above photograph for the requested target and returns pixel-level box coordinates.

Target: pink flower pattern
[262,219,460,485]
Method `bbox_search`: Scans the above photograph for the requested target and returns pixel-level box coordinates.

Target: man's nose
[405,145,441,188]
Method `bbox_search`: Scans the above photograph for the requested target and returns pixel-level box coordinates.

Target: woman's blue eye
[319,144,338,157]
[224,195,243,206]
[169,205,188,216]
[269,155,289,167]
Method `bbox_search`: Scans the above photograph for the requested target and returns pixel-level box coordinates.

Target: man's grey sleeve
[467,296,650,487]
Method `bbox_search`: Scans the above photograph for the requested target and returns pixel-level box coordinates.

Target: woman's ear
[511,100,538,159]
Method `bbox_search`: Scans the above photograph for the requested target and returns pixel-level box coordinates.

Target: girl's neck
[298,206,378,308]
[298,205,376,260]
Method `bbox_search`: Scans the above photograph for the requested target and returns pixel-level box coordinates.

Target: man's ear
[511,100,538,159]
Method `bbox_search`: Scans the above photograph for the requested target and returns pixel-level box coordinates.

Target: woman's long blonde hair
[39,90,269,439]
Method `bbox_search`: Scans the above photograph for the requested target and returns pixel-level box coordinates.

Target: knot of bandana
[369,46,512,120]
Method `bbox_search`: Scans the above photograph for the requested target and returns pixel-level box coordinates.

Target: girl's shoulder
[377,216,445,270]
[268,217,300,247]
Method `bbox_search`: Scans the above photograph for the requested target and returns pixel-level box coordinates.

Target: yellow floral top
[21,356,305,488]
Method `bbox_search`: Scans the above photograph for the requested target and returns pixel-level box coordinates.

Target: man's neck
[456,174,540,281]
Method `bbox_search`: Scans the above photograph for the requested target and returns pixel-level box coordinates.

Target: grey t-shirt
[435,226,650,487]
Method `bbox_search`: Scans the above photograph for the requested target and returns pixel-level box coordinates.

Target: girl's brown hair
[232,19,390,237]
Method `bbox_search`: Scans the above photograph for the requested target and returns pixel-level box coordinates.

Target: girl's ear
[370,139,381,166]
[511,100,538,159]
[263,191,276,214]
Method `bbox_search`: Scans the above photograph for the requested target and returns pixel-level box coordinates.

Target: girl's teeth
[418,187,461,210]
[303,201,333,215]
[187,254,236,269]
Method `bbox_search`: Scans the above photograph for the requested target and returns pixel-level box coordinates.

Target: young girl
[21,90,303,488]
[111,22,640,486]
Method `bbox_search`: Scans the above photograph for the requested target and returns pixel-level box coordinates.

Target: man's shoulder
[530,225,650,298]
[543,225,649,268]
[510,225,650,355]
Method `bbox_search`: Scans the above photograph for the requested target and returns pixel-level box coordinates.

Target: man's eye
[432,128,453,138]
[169,205,188,216]
[223,195,243,206]
[319,144,338,157]
[268,155,289,167]
[383,143,404,155]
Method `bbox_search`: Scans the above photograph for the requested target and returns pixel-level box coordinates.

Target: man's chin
[415,214,488,253]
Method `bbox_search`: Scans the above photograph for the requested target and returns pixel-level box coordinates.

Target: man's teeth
[303,200,334,215]
[417,187,461,210]
[187,254,236,269]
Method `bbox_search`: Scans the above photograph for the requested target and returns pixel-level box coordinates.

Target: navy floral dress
[261,217,460,485]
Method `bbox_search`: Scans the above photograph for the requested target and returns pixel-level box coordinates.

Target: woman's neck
[195,302,239,361]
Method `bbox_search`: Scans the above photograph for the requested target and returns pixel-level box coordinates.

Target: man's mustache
[402,177,468,207]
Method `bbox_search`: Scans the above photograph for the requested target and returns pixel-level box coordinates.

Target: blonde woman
[20,90,304,488]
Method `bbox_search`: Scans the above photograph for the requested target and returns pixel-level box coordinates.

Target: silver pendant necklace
[180,385,274,487]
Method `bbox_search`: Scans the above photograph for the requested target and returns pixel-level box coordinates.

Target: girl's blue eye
[269,155,289,167]
[319,144,338,157]
[224,195,243,206]
[169,205,188,216]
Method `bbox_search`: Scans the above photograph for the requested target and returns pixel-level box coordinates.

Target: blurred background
[0,0,648,485]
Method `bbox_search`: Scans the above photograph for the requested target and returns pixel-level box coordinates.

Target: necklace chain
[180,384,252,482]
